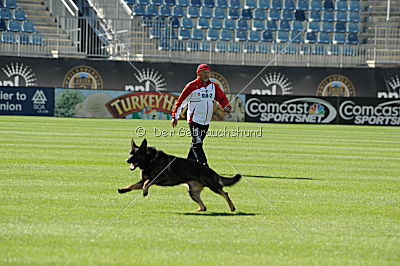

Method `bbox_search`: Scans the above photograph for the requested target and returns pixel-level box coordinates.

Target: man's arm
[171,83,194,127]
[214,83,232,113]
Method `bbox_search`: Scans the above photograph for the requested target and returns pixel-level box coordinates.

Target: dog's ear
[131,139,139,149]
[139,138,147,150]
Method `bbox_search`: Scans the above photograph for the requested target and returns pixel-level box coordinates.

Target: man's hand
[224,106,231,113]
[171,119,178,127]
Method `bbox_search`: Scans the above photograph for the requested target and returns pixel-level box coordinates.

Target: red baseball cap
[196,64,211,73]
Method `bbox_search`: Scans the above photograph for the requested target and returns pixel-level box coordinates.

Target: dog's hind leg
[218,189,236,212]
[118,180,144,194]
[187,181,207,212]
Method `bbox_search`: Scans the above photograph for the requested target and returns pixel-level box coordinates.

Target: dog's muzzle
[129,163,138,171]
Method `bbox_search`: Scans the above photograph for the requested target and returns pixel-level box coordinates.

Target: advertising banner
[0,87,54,116]
[0,56,398,97]
[245,95,339,124]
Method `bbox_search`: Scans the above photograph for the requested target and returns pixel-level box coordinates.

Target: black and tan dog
[118,138,241,212]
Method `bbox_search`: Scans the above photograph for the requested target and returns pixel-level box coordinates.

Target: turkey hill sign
[105,92,178,118]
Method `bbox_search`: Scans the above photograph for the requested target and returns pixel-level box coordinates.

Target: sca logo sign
[0,63,37,87]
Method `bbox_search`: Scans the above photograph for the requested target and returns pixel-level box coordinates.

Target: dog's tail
[221,174,242,187]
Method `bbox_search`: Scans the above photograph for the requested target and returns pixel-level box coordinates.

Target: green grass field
[1,116,399,265]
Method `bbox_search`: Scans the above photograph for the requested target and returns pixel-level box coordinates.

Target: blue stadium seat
[318,32,330,43]
[348,12,360,23]
[190,0,202,7]
[271,0,282,9]
[278,20,290,31]
[216,41,228,52]
[335,1,347,11]
[13,8,26,21]
[132,5,145,16]
[308,21,320,32]
[335,22,346,33]
[187,6,199,17]
[253,20,265,31]
[201,41,212,51]
[333,32,345,44]
[192,28,204,39]
[244,42,257,52]
[283,0,295,10]
[228,42,241,52]
[348,22,359,33]
[241,8,253,19]
[305,31,317,43]
[170,17,180,27]
[125,0,136,5]
[7,20,20,32]
[292,20,303,31]
[138,0,149,4]
[176,0,187,6]
[0,8,12,20]
[261,30,274,42]
[282,9,294,20]
[347,32,358,44]
[2,32,15,43]
[155,16,165,21]
[187,40,200,51]
[237,19,248,30]
[4,0,17,9]
[310,11,321,22]
[211,18,222,29]
[201,7,212,18]
[151,0,162,5]
[290,30,302,43]
[297,0,308,11]
[323,0,334,11]
[207,28,219,40]
[173,6,184,17]
[197,17,209,29]
[277,31,289,42]
[249,30,260,41]
[268,9,280,20]
[310,0,322,11]
[204,0,215,7]
[160,6,171,16]
[313,45,325,55]
[182,18,193,28]
[31,34,43,45]
[235,30,247,41]
[294,10,306,21]
[335,11,347,22]
[179,28,191,39]
[229,0,241,9]
[0,19,5,31]
[150,27,162,38]
[216,0,227,8]
[214,7,226,19]
[162,27,178,39]
[228,8,240,19]
[266,20,277,30]
[254,8,266,20]
[349,1,361,12]
[142,15,153,27]
[224,18,235,29]
[164,0,175,5]
[322,11,334,22]
[258,0,270,9]
[321,21,333,32]
[245,0,257,9]
[221,29,233,40]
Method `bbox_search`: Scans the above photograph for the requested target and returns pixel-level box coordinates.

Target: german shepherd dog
[118,139,241,212]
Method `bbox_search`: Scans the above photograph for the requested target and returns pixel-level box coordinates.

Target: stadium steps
[17,0,78,53]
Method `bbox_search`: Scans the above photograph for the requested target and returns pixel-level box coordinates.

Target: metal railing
[0,17,399,67]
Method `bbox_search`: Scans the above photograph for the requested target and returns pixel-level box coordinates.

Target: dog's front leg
[142,179,152,197]
[118,180,145,194]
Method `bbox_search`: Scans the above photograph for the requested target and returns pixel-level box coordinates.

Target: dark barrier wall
[245,95,400,126]
[0,56,399,98]
[0,87,54,116]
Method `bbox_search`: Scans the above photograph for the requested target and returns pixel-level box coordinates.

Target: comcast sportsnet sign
[245,95,338,124]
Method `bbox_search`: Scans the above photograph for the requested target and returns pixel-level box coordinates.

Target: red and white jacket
[172,78,231,125]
